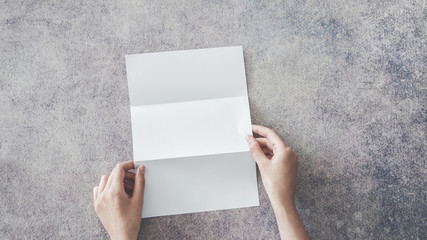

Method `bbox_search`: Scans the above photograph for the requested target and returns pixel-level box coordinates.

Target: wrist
[270,197,296,215]
[269,196,309,240]
[110,231,138,240]
[267,190,295,210]
[110,235,136,240]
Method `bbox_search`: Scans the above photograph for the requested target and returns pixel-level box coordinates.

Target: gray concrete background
[1,0,426,239]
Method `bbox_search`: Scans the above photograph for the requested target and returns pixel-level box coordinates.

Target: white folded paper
[126,46,259,218]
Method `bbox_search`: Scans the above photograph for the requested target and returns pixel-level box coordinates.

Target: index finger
[112,161,136,185]
[106,161,135,191]
[252,125,287,148]
[121,160,135,171]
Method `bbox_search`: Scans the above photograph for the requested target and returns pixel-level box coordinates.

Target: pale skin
[246,125,309,240]
[94,125,309,240]
[93,162,145,240]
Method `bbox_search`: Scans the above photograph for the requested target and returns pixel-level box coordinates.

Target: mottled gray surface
[1,0,426,239]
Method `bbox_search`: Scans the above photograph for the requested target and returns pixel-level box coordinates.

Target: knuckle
[111,187,121,196]
[107,188,119,198]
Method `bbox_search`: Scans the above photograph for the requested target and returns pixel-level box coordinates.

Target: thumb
[132,165,146,206]
[246,135,267,165]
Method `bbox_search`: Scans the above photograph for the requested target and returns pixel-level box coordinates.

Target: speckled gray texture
[1,0,426,239]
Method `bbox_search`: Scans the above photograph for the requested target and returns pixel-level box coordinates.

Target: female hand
[93,161,145,240]
[246,125,298,207]
[246,125,309,240]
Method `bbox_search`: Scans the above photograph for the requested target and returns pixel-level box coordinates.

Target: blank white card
[125,46,259,218]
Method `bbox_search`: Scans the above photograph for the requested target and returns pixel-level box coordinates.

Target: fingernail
[245,135,252,144]
[139,165,145,175]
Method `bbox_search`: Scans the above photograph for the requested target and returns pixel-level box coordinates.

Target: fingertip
[248,135,261,150]
[251,124,260,131]
[139,165,145,175]
[245,135,252,144]
[112,163,121,174]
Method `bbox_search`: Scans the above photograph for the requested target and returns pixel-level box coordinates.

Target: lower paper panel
[135,151,259,218]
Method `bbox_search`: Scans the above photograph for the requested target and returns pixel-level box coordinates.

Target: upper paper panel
[126,46,248,106]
